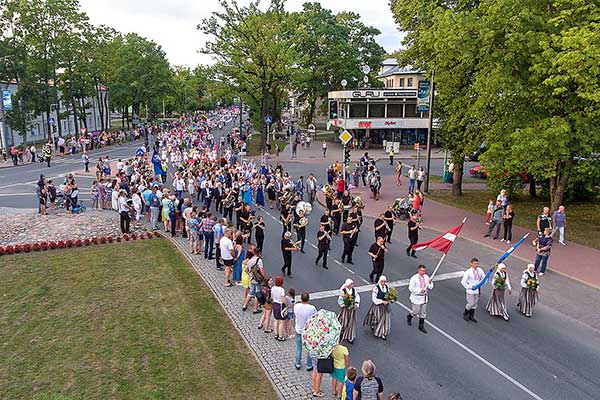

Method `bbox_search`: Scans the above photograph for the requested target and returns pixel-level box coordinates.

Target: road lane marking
[392,300,544,400]
[307,270,464,301]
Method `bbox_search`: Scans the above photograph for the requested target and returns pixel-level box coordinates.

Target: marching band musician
[461,257,485,323]
[293,208,307,253]
[340,217,356,265]
[406,212,420,258]
[319,208,333,250]
[337,279,360,344]
[280,231,299,278]
[254,215,265,252]
[331,198,342,235]
[341,190,352,222]
[280,203,292,234]
[234,197,243,231]
[374,212,387,241]
[368,236,388,283]
[363,275,391,340]
[315,225,330,269]
[383,206,395,243]
[407,265,433,334]
[223,188,234,221]
[240,204,253,243]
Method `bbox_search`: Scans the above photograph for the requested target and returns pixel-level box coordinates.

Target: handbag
[280,305,289,319]
[317,357,334,373]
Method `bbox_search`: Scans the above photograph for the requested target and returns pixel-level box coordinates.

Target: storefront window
[386,103,403,118]
[405,103,419,118]
[368,103,385,118]
[349,103,367,118]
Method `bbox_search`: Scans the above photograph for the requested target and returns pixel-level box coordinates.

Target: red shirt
[336,179,345,193]
[412,196,421,210]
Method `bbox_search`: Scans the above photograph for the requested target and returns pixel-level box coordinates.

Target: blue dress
[243,185,253,206]
[256,185,265,207]
[233,246,246,282]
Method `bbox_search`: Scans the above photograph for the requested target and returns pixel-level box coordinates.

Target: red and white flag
[412,218,466,254]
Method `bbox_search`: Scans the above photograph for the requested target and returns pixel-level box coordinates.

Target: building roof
[377,65,424,79]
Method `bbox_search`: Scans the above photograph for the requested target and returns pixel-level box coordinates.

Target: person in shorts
[220,228,235,287]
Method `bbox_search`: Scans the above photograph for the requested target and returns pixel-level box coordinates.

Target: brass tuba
[322,184,336,200]
[280,189,294,207]
[295,201,313,216]
[352,196,365,211]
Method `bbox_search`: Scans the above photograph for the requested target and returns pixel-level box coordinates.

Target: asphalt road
[2,121,599,400]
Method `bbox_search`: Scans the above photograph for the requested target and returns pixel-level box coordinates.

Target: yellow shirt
[331,344,349,370]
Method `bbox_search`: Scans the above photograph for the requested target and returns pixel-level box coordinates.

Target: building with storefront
[327,58,431,151]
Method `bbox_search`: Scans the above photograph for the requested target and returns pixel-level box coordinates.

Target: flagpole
[428,253,447,282]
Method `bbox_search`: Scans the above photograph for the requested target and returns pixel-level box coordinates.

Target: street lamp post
[424,69,435,193]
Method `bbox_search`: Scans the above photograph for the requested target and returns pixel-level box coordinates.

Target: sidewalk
[268,140,444,166]
[318,173,600,288]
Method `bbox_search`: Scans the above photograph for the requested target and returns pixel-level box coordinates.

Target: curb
[315,193,599,290]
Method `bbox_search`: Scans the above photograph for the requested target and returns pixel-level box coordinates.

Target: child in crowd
[285,288,295,339]
[486,199,494,225]
[341,366,357,400]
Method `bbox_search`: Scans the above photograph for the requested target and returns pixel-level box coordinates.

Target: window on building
[405,103,419,118]
[349,103,367,118]
[407,78,414,87]
[399,78,405,87]
[386,103,403,118]
[368,103,385,118]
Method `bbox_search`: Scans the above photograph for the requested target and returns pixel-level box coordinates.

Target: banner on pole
[417,81,430,113]
[2,90,12,111]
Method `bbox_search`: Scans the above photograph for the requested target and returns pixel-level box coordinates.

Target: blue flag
[473,233,530,290]
[151,151,163,176]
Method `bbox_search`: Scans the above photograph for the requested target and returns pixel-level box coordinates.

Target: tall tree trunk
[549,161,569,211]
[95,79,105,131]
[528,174,536,198]
[308,97,316,126]
[71,97,79,139]
[260,87,268,151]
[452,161,464,196]
[104,90,110,130]
[80,98,88,129]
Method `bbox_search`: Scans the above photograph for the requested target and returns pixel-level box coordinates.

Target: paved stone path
[167,235,337,400]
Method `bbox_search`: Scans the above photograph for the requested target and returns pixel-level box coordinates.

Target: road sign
[48,117,55,125]
[339,129,352,145]
[414,143,420,150]
[307,123,316,134]
[264,115,272,125]
[2,90,12,111]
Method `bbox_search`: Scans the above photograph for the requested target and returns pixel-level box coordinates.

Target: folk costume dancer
[461,257,485,323]
[485,263,512,321]
[407,265,433,334]
[363,275,391,340]
[337,279,360,344]
[517,263,539,317]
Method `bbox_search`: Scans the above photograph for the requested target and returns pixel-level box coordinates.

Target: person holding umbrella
[337,279,360,344]
[363,276,392,340]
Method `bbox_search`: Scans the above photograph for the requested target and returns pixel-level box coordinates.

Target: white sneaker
[560,241,566,246]
[539,272,544,277]
[500,238,505,242]
[506,240,511,244]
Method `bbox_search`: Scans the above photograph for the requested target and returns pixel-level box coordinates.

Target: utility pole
[424,69,435,193]
[239,98,243,136]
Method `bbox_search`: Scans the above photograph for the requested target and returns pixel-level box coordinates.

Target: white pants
[466,293,480,310]
[551,226,565,242]
[411,302,427,318]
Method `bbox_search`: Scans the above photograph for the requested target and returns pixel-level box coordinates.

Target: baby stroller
[391,197,410,220]
[55,189,67,209]
[71,200,86,214]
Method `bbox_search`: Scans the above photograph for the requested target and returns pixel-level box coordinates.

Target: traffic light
[344,146,351,165]
[328,100,338,119]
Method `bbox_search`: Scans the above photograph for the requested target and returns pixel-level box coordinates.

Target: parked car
[469,165,488,179]
[469,165,530,183]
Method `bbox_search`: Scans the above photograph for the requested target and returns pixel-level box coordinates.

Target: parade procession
[2,0,600,399]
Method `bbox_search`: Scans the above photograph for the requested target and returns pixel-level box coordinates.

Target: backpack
[249,258,264,283]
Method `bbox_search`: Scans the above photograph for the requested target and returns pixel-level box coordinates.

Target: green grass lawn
[427,189,600,250]
[247,132,288,156]
[0,240,276,400]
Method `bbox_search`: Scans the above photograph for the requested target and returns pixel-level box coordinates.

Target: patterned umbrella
[302,309,342,358]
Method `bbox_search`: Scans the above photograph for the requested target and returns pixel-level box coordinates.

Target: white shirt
[409,273,434,305]
[219,236,234,261]
[371,284,388,305]
[118,196,129,213]
[271,286,285,304]
[408,168,416,179]
[491,270,511,290]
[461,267,485,294]
[337,287,361,308]
[294,303,317,334]
[132,193,142,211]
[116,161,124,171]
[174,178,184,191]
